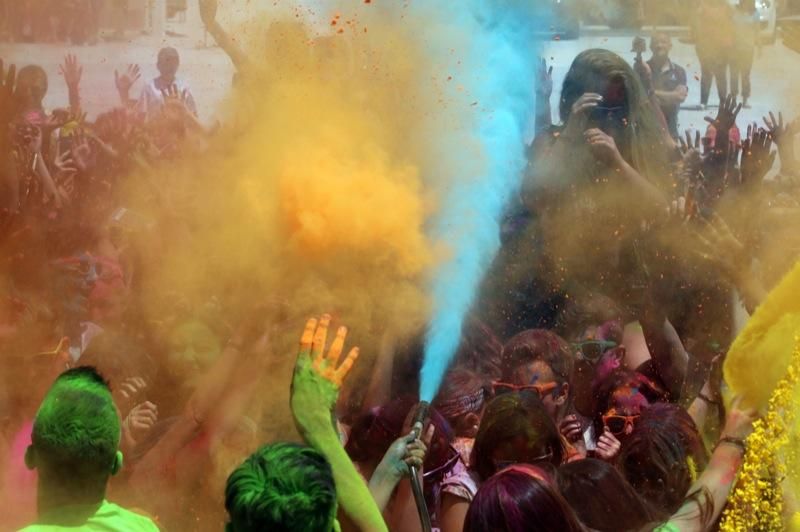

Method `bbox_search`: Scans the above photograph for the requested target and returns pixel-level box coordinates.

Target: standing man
[647,32,689,140]
[136,47,197,121]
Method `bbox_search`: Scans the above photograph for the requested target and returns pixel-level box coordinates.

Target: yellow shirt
[18,500,159,531]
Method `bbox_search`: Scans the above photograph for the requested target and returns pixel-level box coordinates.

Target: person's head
[157,47,180,79]
[559,49,667,177]
[433,366,488,438]
[471,392,564,481]
[15,65,48,110]
[557,458,663,531]
[592,369,665,439]
[26,366,122,506]
[166,317,222,388]
[464,465,584,532]
[619,402,708,514]
[345,396,454,476]
[650,32,672,60]
[225,442,337,532]
[499,329,573,421]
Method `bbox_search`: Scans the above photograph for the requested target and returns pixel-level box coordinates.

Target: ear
[24,445,36,471]
[555,383,570,406]
[464,412,480,429]
[463,412,481,437]
[110,451,123,476]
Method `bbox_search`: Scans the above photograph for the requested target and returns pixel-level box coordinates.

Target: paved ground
[1,25,800,133]
[542,30,800,137]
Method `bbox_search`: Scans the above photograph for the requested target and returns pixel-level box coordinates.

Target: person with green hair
[224,442,338,532]
[20,366,159,531]
[224,314,428,532]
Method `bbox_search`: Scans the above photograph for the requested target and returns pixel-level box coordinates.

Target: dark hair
[557,459,664,531]
[501,329,573,387]
[465,467,584,532]
[32,366,119,487]
[225,442,336,532]
[591,369,667,434]
[455,316,503,378]
[14,64,48,106]
[433,366,488,426]
[345,396,454,473]
[619,403,709,516]
[470,392,564,481]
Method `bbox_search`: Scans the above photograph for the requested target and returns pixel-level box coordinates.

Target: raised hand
[560,414,584,444]
[739,124,776,187]
[595,428,622,461]
[690,213,747,280]
[59,53,83,89]
[199,0,219,28]
[114,376,149,416]
[122,401,159,448]
[704,94,742,134]
[71,130,92,172]
[763,110,799,173]
[291,314,360,429]
[585,127,623,166]
[720,395,757,441]
[115,64,141,103]
[564,92,603,138]
[53,149,77,177]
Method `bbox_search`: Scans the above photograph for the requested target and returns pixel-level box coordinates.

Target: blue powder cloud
[419,1,550,401]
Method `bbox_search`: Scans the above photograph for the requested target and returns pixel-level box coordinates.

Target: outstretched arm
[60,54,82,114]
[199,0,249,73]
[663,396,756,532]
[291,315,388,532]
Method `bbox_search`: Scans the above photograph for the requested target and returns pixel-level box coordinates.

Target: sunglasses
[589,105,628,125]
[491,380,558,399]
[572,340,617,362]
[603,414,640,436]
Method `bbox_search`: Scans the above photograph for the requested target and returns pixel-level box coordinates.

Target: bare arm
[654,85,688,106]
[664,396,756,532]
[199,0,249,73]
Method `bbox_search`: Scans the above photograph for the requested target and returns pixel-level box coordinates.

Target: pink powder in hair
[0,420,37,529]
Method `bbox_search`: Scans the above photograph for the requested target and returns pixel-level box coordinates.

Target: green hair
[225,442,337,532]
[32,366,120,482]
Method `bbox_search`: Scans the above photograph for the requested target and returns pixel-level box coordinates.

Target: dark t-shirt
[648,59,687,139]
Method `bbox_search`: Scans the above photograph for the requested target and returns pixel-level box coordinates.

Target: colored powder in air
[416,0,549,401]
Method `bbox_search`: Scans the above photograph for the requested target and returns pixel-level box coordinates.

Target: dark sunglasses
[491,380,558,399]
[572,340,617,362]
[603,413,640,436]
[589,105,628,125]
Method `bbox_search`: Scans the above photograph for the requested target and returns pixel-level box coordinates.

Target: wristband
[697,392,720,407]
[715,436,746,454]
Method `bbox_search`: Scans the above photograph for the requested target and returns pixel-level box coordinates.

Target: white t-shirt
[136,78,197,122]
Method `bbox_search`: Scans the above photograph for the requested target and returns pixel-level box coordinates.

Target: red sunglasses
[602,414,640,436]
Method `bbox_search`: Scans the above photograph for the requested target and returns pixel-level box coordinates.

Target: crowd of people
[2,0,800,530]
[0,0,129,44]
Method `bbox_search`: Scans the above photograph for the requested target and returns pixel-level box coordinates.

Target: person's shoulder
[94,501,160,531]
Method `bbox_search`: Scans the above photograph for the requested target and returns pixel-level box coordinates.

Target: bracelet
[697,392,720,407]
[715,436,746,454]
